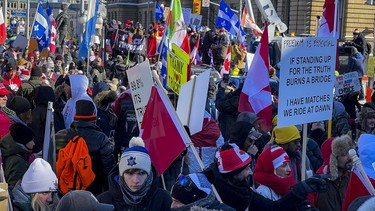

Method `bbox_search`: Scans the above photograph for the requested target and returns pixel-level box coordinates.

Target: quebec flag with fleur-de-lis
[32,2,49,51]
[216,0,246,42]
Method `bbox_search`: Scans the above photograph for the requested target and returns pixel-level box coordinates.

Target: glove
[292,175,327,200]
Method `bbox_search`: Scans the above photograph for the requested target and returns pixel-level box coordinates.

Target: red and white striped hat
[216,143,251,177]
[270,146,290,169]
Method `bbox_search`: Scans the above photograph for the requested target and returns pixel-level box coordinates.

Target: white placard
[176,70,210,135]
[182,8,192,27]
[335,72,361,96]
[202,0,210,7]
[126,60,154,129]
[190,14,202,26]
[278,37,337,127]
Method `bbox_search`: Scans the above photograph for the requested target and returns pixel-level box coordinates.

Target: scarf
[119,172,153,206]
[254,171,295,195]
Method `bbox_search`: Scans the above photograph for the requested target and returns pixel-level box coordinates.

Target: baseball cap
[55,190,114,211]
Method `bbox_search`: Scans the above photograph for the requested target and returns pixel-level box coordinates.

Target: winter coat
[351,34,367,55]
[62,74,95,129]
[203,164,305,211]
[11,181,32,211]
[215,87,240,141]
[0,134,30,187]
[97,165,172,211]
[232,44,247,69]
[16,76,48,108]
[256,185,281,201]
[3,74,22,92]
[314,175,349,211]
[29,86,55,153]
[211,33,229,62]
[94,90,118,137]
[55,120,116,196]
[348,52,365,77]
[201,30,216,65]
[307,138,323,173]
[0,109,12,139]
[91,65,106,83]
[332,101,351,137]
[289,151,313,183]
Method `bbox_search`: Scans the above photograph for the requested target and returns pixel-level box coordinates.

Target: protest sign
[335,72,361,96]
[278,37,337,127]
[167,45,189,94]
[182,8,192,26]
[190,14,202,26]
[126,60,154,129]
[177,70,210,135]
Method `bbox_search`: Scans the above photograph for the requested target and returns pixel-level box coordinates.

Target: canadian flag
[0,9,6,44]
[241,0,263,38]
[49,19,56,54]
[341,166,375,211]
[190,34,200,64]
[221,45,231,76]
[141,85,188,175]
[318,0,338,37]
[238,22,272,132]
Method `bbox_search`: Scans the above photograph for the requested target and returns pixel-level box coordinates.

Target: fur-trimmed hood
[94,90,118,108]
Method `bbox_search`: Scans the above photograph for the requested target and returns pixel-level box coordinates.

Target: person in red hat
[254,145,294,201]
[203,142,328,211]
[3,63,22,92]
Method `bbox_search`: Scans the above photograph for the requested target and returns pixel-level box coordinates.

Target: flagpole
[349,149,375,195]
[333,0,338,38]
[27,0,30,38]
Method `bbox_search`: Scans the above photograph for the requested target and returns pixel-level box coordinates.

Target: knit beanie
[229,121,258,149]
[21,158,58,193]
[358,134,375,180]
[74,100,97,122]
[353,28,360,35]
[6,62,16,72]
[7,96,31,115]
[171,173,212,205]
[10,123,35,146]
[119,137,151,176]
[55,190,114,211]
[273,126,300,145]
[329,134,354,180]
[31,66,42,77]
[215,143,252,178]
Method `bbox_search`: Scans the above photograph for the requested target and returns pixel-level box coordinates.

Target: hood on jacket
[69,74,89,101]
[12,180,32,211]
[0,134,29,158]
[94,90,118,108]
[333,101,346,117]
[34,86,55,106]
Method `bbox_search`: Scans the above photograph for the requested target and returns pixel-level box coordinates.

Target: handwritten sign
[126,60,154,129]
[335,72,361,96]
[278,37,337,127]
[167,45,189,94]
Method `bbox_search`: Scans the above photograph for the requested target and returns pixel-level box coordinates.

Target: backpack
[56,135,96,195]
[114,93,139,150]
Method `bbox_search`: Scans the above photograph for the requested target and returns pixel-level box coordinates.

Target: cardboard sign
[335,72,361,96]
[182,8,192,27]
[126,60,154,129]
[177,70,210,135]
[190,14,202,26]
[167,50,188,94]
[278,37,337,127]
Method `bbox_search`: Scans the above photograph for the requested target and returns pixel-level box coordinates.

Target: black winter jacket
[203,164,305,211]
[97,165,172,211]
[55,120,116,195]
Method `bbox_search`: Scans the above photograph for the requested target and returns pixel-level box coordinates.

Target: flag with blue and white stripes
[78,0,99,59]
[216,0,246,42]
[155,2,164,20]
[157,29,168,88]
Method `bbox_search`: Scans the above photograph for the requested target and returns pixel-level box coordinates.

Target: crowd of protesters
[0,18,375,211]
